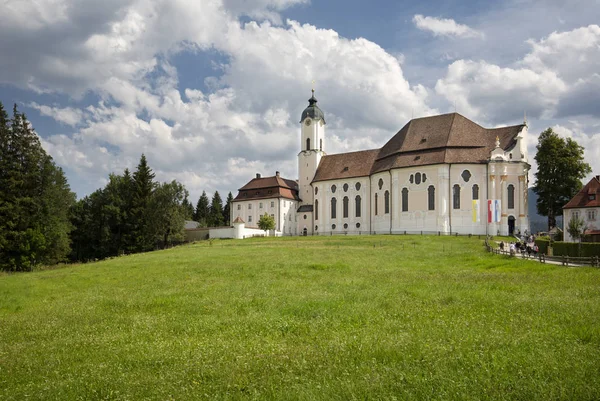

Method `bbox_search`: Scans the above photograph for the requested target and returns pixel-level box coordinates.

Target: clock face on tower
[305,119,311,126]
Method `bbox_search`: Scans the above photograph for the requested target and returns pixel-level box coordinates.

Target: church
[231,91,530,237]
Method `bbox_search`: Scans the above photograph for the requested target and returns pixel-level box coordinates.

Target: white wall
[563,207,599,242]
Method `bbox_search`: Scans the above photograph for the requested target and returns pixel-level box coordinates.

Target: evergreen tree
[131,154,156,252]
[181,192,195,220]
[533,128,591,230]
[208,191,224,227]
[0,103,75,270]
[223,191,233,226]
[194,191,210,226]
[148,181,187,248]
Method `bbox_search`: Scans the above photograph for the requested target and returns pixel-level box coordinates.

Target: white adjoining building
[563,175,600,243]
[232,91,530,236]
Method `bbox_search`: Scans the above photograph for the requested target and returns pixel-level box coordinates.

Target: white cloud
[28,102,85,126]
[435,60,565,123]
[413,15,484,39]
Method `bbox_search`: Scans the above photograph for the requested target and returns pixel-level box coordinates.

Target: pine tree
[208,191,224,227]
[194,191,210,226]
[131,154,156,252]
[181,192,195,220]
[223,191,233,226]
[0,103,74,270]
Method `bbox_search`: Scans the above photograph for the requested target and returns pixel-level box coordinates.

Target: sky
[1,0,600,202]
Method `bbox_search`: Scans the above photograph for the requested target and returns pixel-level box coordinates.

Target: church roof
[312,149,379,183]
[563,175,600,209]
[234,174,300,201]
[313,113,525,181]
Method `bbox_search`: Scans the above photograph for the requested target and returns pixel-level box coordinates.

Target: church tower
[298,90,326,204]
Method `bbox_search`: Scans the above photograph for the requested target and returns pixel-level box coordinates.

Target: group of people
[499,238,539,257]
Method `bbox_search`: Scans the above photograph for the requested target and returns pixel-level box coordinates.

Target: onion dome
[300,89,326,123]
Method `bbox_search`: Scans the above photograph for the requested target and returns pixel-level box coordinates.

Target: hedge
[552,241,600,257]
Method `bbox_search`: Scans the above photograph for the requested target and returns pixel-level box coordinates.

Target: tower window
[320,139,322,151]
[306,138,310,151]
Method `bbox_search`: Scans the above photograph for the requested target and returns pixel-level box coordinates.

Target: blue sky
[1,0,600,201]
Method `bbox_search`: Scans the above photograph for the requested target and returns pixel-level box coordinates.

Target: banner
[472,200,480,223]
[494,199,501,223]
[488,200,501,223]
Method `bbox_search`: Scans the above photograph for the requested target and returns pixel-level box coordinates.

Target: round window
[331,185,336,193]
[378,178,384,190]
[415,172,421,185]
[332,224,336,230]
[356,223,361,228]
[355,182,361,191]
[409,174,414,184]
[461,170,471,182]
[343,223,348,229]
[343,183,349,192]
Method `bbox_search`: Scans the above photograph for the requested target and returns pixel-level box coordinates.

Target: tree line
[0,101,234,271]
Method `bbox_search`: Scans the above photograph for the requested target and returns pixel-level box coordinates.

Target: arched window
[306,138,310,151]
[472,184,479,200]
[315,199,319,220]
[402,188,408,212]
[343,183,349,192]
[384,190,390,214]
[320,139,322,151]
[331,197,337,219]
[331,185,336,193]
[415,173,421,185]
[428,185,435,211]
[355,195,361,217]
[355,182,361,191]
[453,184,461,209]
[343,196,349,218]
[375,193,378,215]
[508,184,515,209]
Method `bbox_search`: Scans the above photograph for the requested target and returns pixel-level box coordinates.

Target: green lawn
[1,235,599,400]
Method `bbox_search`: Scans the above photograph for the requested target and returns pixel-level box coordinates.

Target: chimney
[276,171,280,177]
[256,173,261,179]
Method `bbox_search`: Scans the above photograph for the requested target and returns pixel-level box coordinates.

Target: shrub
[552,241,600,257]
[535,238,550,255]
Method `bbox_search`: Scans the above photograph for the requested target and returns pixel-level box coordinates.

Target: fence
[485,237,600,267]
[312,230,487,238]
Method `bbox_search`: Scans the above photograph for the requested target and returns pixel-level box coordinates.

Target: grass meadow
[1,235,599,400]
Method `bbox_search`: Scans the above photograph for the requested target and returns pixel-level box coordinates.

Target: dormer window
[590,194,596,201]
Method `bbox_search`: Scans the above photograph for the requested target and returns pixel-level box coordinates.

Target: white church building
[231,91,530,237]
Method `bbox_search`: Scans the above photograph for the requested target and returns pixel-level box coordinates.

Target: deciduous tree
[533,128,591,230]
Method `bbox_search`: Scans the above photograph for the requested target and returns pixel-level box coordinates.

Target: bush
[535,238,550,255]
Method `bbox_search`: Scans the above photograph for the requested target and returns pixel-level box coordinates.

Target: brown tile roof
[313,113,525,181]
[233,216,245,224]
[563,176,600,209]
[234,175,300,201]
[312,149,379,183]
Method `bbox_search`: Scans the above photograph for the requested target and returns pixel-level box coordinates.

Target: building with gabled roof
[563,175,600,242]
[232,91,530,236]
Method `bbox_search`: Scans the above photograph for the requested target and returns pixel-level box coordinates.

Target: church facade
[232,91,530,237]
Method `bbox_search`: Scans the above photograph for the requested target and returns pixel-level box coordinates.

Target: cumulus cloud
[413,15,484,39]
[28,102,85,126]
